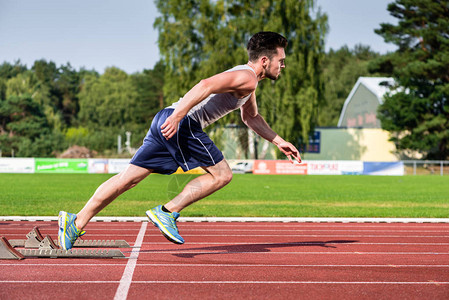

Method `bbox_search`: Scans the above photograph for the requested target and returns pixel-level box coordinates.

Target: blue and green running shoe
[146,205,184,244]
[58,211,85,250]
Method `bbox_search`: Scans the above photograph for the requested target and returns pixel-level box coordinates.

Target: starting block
[0,237,25,260]
[1,226,129,260]
[8,227,131,248]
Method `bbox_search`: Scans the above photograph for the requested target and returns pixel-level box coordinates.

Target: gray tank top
[167,65,256,128]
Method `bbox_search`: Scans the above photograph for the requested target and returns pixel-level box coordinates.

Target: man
[58,31,301,249]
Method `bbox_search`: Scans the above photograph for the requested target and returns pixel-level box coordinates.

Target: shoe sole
[146,210,184,244]
[58,211,68,250]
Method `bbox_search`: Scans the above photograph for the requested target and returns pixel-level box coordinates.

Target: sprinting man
[58,31,302,249]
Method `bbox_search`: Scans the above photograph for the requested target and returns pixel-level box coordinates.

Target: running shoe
[146,205,184,244]
[58,211,85,250]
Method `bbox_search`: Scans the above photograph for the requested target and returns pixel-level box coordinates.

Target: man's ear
[261,56,269,68]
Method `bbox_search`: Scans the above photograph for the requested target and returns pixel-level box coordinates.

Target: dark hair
[246,32,288,62]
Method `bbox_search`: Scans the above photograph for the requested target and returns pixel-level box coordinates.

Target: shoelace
[159,213,177,231]
[69,227,85,243]
[78,231,86,241]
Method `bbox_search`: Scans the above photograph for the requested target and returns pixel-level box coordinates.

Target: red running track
[1,221,449,299]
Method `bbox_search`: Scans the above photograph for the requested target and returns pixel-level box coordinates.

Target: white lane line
[180,234,449,238]
[1,264,449,268]
[3,234,449,240]
[3,216,449,223]
[137,264,449,268]
[140,242,449,246]
[1,281,448,285]
[0,264,127,266]
[171,234,449,237]
[113,222,147,300]
[2,226,449,233]
[0,281,118,283]
[31,234,449,238]
[168,234,449,238]
[133,281,449,285]
[172,224,449,228]
[4,223,448,229]
[139,251,449,255]
[178,229,449,233]
[0,228,140,232]
[3,228,449,234]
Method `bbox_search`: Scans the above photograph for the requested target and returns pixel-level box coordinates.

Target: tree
[77,67,150,151]
[130,60,166,130]
[154,0,327,157]
[0,61,28,100]
[318,45,381,126]
[374,0,449,159]
[31,60,75,131]
[0,94,66,157]
[0,59,166,156]
[78,67,136,129]
[5,71,37,99]
[54,64,82,126]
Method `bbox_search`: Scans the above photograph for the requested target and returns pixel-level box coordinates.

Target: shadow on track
[140,240,358,258]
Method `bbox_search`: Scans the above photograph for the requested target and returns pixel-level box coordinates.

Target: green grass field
[0,173,448,218]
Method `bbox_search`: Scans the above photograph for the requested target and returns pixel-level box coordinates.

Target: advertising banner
[88,159,109,174]
[363,162,404,176]
[307,160,363,175]
[0,158,35,173]
[253,160,307,175]
[108,159,131,174]
[35,159,88,173]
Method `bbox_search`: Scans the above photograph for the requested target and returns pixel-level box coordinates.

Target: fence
[403,160,449,176]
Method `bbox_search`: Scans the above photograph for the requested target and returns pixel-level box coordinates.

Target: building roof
[358,77,395,101]
[337,77,395,127]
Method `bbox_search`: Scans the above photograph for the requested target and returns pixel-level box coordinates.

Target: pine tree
[374,0,449,159]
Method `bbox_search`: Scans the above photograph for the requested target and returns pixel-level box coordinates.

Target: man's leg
[75,164,152,229]
[164,159,233,212]
[59,164,152,250]
[146,159,232,244]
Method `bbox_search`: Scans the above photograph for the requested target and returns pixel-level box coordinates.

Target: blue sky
[0,0,397,74]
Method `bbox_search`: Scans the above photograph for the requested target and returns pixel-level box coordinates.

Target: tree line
[0,61,164,157]
[0,0,447,159]
[0,45,381,158]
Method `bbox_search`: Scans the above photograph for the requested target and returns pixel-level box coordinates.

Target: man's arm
[160,70,257,140]
[240,93,302,163]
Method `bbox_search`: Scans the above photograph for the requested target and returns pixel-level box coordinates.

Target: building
[338,77,395,128]
[304,77,399,161]
[219,77,401,162]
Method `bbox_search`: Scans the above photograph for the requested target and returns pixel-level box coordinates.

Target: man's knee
[206,160,233,187]
[119,177,140,191]
[116,173,143,191]
[216,167,233,187]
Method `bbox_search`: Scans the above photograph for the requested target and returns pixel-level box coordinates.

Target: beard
[266,72,279,80]
[265,62,280,80]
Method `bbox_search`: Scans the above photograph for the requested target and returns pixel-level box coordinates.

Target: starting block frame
[8,227,130,249]
[1,227,128,260]
[0,237,25,260]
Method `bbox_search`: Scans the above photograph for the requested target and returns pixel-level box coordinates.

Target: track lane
[1,221,449,299]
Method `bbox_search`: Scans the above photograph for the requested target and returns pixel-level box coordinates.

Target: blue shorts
[130,108,224,174]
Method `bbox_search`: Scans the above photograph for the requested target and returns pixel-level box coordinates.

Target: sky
[0,0,397,74]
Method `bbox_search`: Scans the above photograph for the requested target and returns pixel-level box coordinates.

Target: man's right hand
[161,115,181,140]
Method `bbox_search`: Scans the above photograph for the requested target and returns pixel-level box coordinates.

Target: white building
[338,77,395,128]
[304,77,399,161]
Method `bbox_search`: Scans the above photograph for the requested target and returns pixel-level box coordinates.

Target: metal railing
[402,160,449,176]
